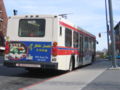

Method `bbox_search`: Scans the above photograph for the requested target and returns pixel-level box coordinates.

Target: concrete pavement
[20,59,120,90]
[82,68,120,90]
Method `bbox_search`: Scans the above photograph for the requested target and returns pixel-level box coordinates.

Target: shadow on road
[0,58,116,79]
[0,65,66,79]
[0,57,67,79]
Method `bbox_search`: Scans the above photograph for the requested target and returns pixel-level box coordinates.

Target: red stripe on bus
[59,21,96,39]
[54,46,79,55]
[57,49,79,55]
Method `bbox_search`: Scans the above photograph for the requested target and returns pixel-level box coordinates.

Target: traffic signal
[13,9,18,16]
[98,33,101,38]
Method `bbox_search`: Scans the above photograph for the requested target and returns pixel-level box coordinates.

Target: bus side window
[84,37,89,51]
[65,28,72,47]
[73,31,78,48]
[60,26,62,36]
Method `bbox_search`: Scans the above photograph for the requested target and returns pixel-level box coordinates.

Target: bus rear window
[18,19,45,37]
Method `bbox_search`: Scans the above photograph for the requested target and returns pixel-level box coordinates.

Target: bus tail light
[5,41,10,54]
[52,42,58,56]
[53,42,58,47]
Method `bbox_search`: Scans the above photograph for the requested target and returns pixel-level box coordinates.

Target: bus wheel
[69,58,74,72]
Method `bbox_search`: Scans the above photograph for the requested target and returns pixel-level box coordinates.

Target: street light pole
[105,0,110,59]
[108,0,117,67]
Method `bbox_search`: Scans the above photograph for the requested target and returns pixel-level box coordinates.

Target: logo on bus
[7,42,28,60]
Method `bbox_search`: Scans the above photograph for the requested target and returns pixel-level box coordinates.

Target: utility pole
[105,0,110,59]
[108,0,117,68]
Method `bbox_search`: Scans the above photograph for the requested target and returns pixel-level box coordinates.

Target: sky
[3,0,120,51]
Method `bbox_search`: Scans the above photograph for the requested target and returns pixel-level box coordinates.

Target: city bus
[4,15,96,71]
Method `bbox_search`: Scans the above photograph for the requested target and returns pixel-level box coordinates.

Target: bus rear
[4,15,58,70]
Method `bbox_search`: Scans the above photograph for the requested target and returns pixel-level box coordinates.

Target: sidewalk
[20,60,120,90]
[82,68,120,90]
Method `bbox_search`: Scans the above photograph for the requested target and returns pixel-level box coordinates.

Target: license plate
[16,63,41,68]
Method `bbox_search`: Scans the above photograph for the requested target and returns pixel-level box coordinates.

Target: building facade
[114,21,120,56]
[0,0,7,46]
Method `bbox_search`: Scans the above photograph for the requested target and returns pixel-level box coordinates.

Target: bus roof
[59,16,96,39]
[8,15,58,19]
[9,14,96,39]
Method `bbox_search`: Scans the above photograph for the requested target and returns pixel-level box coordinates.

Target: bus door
[78,34,83,65]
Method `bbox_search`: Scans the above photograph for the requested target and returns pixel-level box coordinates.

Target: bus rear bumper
[4,61,58,70]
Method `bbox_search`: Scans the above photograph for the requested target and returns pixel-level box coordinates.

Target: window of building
[18,19,45,37]
[0,36,2,45]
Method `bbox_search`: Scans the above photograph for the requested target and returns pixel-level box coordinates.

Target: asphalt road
[0,57,66,90]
